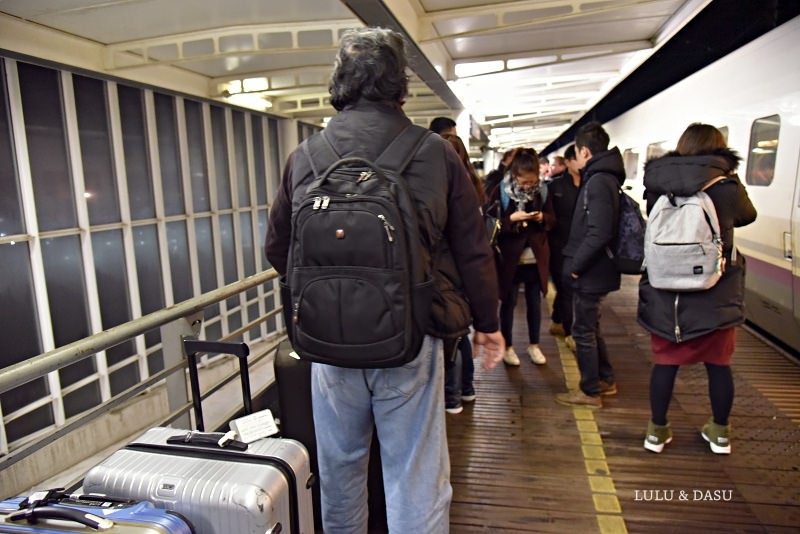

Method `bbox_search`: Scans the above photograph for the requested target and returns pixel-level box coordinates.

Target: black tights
[650,363,734,426]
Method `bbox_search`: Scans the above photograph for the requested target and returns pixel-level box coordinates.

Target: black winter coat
[563,148,626,294]
[637,148,757,342]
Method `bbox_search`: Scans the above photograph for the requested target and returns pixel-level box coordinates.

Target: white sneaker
[527,344,546,365]
[503,347,520,366]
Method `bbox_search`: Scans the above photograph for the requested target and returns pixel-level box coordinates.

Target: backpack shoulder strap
[701,175,727,192]
[302,131,341,179]
[374,125,431,174]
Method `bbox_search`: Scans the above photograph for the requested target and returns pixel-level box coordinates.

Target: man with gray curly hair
[266,27,504,532]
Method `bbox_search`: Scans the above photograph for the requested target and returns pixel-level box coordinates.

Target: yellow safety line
[556,326,628,534]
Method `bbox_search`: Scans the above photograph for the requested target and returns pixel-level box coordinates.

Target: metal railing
[0,269,284,480]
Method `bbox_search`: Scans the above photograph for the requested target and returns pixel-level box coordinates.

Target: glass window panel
[0,242,41,368]
[210,106,232,210]
[265,293,277,333]
[73,74,120,225]
[219,214,239,308]
[154,93,184,215]
[4,403,54,445]
[91,229,135,366]
[227,311,243,342]
[204,320,222,343]
[746,114,780,187]
[184,99,210,212]
[133,224,164,346]
[194,217,217,292]
[232,111,251,207]
[110,362,140,396]
[248,302,260,324]
[167,220,193,303]
[0,241,47,417]
[118,85,155,220]
[63,381,101,419]
[0,61,24,236]
[252,116,267,206]
[18,62,77,231]
[147,349,164,375]
[41,235,94,387]
[240,212,257,300]
[195,216,219,318]
[258,209,269,268]
[646,141,669,161]
[268,119,281,201]
[622,149,640,181]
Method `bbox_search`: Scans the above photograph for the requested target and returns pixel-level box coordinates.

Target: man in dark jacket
[556,122,624,409]
[547,144,580,348]
[265,27,504,533]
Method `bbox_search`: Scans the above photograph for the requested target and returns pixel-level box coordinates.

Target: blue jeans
[311,336,451,533]
[572,291,614,396]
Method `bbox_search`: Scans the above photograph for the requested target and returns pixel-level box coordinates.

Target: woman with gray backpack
[638,123,757,455]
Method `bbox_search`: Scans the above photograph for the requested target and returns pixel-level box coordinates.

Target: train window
[646,141,669,160]
[746,115,780,186]
[622,149,640,180]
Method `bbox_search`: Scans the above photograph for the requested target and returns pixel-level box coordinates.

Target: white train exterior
[603,15,800,352]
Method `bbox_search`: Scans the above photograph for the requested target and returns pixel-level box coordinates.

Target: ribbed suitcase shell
[82,427,314,534]
[0,497,193,533]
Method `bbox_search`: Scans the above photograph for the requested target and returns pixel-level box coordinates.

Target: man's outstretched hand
[473,330,506,369]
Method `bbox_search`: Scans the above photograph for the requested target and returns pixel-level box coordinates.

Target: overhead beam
[452,40,651,72]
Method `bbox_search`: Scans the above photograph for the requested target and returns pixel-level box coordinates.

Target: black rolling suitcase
[274,340,387,533]
[83,340,315,534]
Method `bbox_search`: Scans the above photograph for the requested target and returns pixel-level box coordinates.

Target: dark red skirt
[651,327,735,366]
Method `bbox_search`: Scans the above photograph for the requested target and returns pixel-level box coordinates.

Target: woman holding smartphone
[487,149,556,366]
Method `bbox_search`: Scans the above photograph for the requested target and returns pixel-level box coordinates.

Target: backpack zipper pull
[321,196,330,209]
[293,302,300,324]
[378,214,395,242]
[358,171,374,183]
[312,197,322,210]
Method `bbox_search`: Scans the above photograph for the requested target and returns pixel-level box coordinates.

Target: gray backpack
[644,177,726,291]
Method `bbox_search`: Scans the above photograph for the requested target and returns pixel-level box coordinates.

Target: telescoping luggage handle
[183,339,251,432]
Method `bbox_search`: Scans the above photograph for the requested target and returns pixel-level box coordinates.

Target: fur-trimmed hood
[643,147,741,197]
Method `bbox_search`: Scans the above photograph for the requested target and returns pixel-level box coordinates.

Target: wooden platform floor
[447,277,800,533]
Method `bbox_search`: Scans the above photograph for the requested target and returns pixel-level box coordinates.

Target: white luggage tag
[229,409,279,443]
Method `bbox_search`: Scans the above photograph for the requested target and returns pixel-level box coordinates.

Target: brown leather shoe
[549,322,566,336]
[599,380,617,396]
[555,390,602,409]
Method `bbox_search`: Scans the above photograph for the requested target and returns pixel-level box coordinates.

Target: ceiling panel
[0,0,710,149]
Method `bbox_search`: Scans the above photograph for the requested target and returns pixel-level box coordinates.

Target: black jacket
[547,171,579,254]
[637,149,757,342]
[265,100,499,333]
[563,148,626,294]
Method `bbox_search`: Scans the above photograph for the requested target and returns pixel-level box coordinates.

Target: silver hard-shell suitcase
[82,427,314,534]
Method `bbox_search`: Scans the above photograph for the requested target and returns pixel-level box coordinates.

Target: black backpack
[582,182,645,275]
[608,188,646,274]
[287,125,435,368]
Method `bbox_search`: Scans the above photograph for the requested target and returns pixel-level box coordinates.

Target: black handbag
[484,201,501,247]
